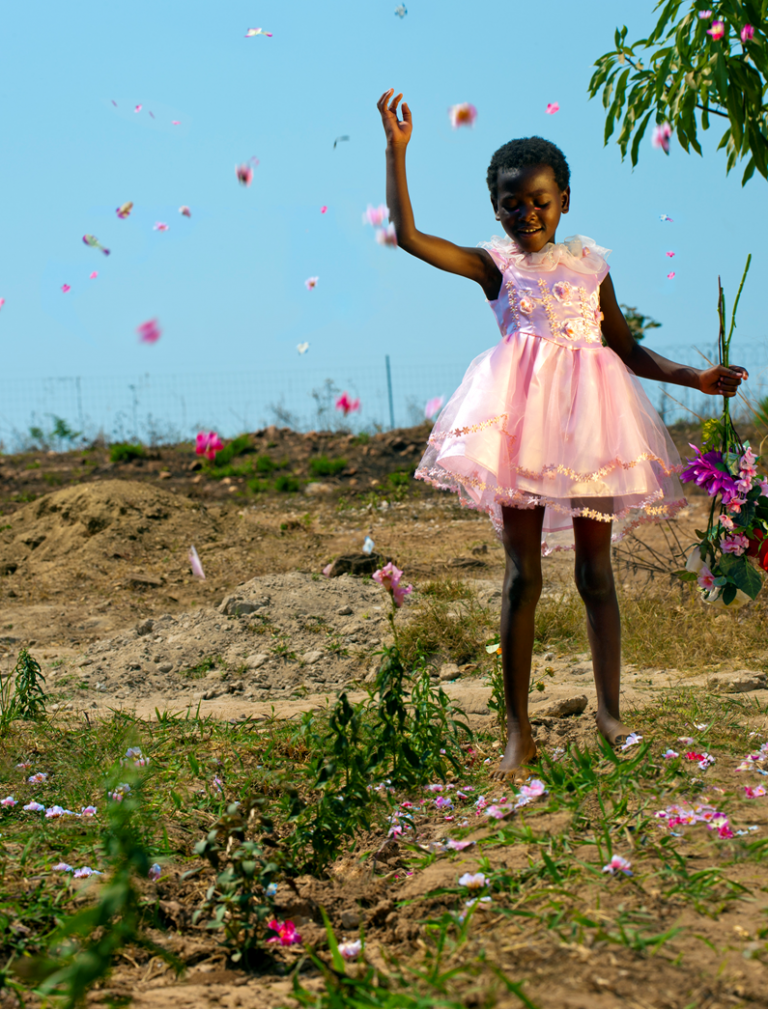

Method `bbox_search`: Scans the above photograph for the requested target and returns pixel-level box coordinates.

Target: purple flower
[680,447,737,499]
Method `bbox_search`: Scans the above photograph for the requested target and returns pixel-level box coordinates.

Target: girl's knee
[574,559,615,604]
[504,565,543,609]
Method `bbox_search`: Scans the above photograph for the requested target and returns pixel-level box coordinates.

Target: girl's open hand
[698,363,748,397]
[377,89,412,150]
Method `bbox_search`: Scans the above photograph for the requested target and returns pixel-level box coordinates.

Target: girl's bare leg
[493,505,546,780]
[571,516,633,746]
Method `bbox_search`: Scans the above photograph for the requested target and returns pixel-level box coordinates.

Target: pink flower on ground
[338,939,362,958]
[545,102,559,114]
[697,564,716,590]
[81,806,97,817]
[52,862,73,872]
[322,563,333,577]
[137,319,161,344]
[667,272,676,279]
[179,205,191,217]
[236,163,254,186]
[61,284,71,293]
[148,863,162,880]
[652,122,673,153]
[447,839,475,851]
[718,823,734,839]
[662,749,679,759]
[304,276,319,290]
[458,872,486,890]
[425,396,444,419]
[266,919,302,946]
[189,545,206,580]
[45,805,65,818]
[195,430,223,460]
[363,204,389,227]
[24,801,45,812]
[707,20,725,39]
[722,532,749,556]
[153,222,169,232]
[375,224,398,247]
[1,796,17,807]
[335,391,360,416]
[744,785,766,798]
[28,773,48,784]
[73,866,101,878]
[602,854,632,876]
[448,103,477,128]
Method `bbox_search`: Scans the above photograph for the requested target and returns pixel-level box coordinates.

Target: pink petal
[320,205,328,214]
[89,271,98,279]
[134,104,142,112]
[179,205,191,217]
[667,272,676,279]
[61,284,71,293]
[137,318,161,344]
[172,120,181,125]
[546,102,560,114]
[189,545,206,580]
[666,251,675,257]
[0,298,5,309]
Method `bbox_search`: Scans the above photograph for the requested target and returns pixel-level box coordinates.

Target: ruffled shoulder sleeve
[477,235,516,271]
[563,235,611,282]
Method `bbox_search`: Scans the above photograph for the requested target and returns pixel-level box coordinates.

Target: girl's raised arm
[377,89,501,301]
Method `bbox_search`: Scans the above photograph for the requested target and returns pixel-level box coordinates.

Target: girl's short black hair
[486,137,570,202]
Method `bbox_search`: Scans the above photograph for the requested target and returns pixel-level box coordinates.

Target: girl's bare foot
[491,728,538,781]
[595,710,634,748]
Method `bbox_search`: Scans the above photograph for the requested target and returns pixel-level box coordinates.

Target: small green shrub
[110,443,145,463]
[10,648,47,722]
[247,477,269,494]
[274,475,300,493]
[213,434,252,467]
[308,455,347,478]
[254,454,278,474]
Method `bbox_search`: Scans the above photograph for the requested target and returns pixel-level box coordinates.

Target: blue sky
[0,0,766,440]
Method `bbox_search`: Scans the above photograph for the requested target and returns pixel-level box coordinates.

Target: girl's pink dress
[415,235,686,553]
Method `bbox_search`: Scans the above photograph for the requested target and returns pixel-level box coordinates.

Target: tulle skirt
[415,332,686,554]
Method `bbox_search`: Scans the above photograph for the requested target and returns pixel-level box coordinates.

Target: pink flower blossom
[236,163,254,186]
[602,854,632,876]
[24,801,45,812]
[519,779,546,798]
[697,564,716,590]
[741,24,755,42]
[137,318,161,344]
[719,514,734,531]
[698,10,713,18]
[448,103,477,129]
[52,862,73,872]
[392,582,413,607]
[116,201,133,219]
[744,785,766,798]
[458,872,486,890]
[707,20,725,40]
[338,939,362,958]
[195,430,223,460]
[148,863,162,880]
[81,806,97,817]
[28,772,48,784]
[662,749,679,759]
[1,796,17,807]
[372,561,413,608]
[179,205,191,217]
[304,276,319,290]
[45,805,65,818]
[620,732,643,751]
[362,204,389,227]
[722,532,749,556]
[335,391,360,416]
[61,284,71,293]
[375,224,398,247]
[425,396,444,420]
[546,102,560,114]
[759,477,768,496]
[189,545,206,580]
[652,122,673,153]
[446,839,475,851]
[73,866,101,878]
[266,919,301,946]
[153,222,169,232]
[727,497,744,514]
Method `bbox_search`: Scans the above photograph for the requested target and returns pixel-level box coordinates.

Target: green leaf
[630,109,654,166]
[718,553,763,599]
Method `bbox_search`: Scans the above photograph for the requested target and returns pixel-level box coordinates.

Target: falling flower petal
[546,102,560,114]
[425,395,444,419]
[659,213,673,222]
[0,297,4,309]
[179,205,191,217]
[83,234,110,256]
[335,392,360,416]
[667,272,676,279]
[620,733,643,751]
[189,545,206,580]
[134,104,142,113]
[153,222,169,232]
[448,103,478,129]
[363,204,389,228]
[394,4,407,16]
[322,563,333,577]
[698,10,713,18]
[305,276,319,291]
[61,285,71,293]
[375,224,398,247]
[137,319,161,344]
[446,839,475,851]
[236,163,255,186]
[116,201,133,219]
[172,120,181,125]
[666,251,675,257]
[320,205,328,214]
[45,805,65,818]
[265,882,278,897]
[486,642,501,654]
[89,271,98,279]
[297,342,310,355]
[245,27,273,37]
[363,536,375,555]
[652,122,673,153]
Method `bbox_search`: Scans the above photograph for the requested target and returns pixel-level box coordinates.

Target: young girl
[376,88,748,779]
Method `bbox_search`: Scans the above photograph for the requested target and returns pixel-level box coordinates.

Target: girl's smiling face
[492,164,570,253]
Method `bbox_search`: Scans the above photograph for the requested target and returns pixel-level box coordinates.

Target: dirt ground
[4,422,768,1009]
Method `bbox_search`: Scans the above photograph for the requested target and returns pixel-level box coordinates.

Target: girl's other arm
[378,89,502,301]
[599,274,748,397]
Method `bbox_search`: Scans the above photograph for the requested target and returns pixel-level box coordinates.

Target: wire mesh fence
[0,344,765,452]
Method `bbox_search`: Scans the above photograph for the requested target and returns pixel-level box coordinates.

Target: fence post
[385,355,395,430]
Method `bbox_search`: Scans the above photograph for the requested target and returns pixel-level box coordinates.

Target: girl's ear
[490,194,500,221]
[561,186,571,214]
